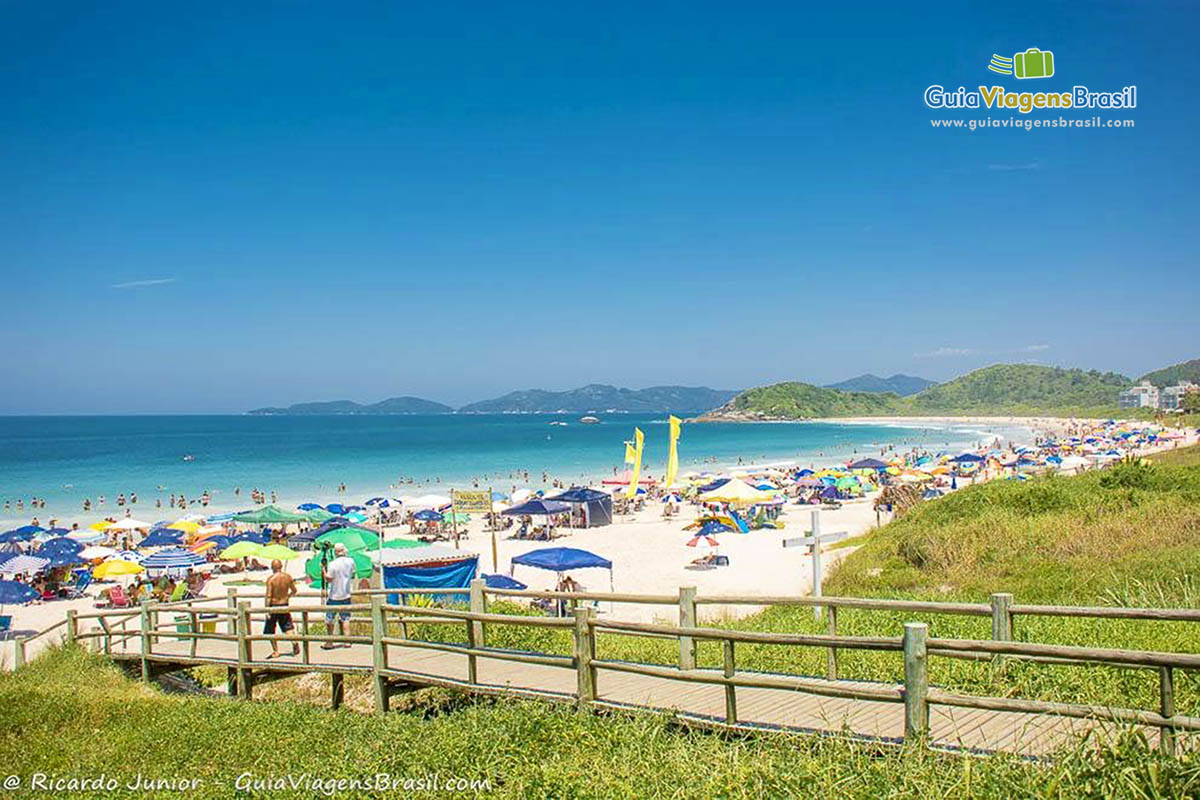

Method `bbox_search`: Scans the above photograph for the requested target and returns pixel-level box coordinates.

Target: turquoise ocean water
[0,414,1025,526]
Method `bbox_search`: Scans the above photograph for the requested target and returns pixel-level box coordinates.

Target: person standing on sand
[321,543,356,649]
[264,559,299,659]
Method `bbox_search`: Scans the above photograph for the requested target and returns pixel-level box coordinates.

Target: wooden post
[189,609,198,658]
[226,587,238,636]
[903,622,929,743]
[678,586,697,671]
[466,611,479,687]
[990,593,1013,641]
[99,616,112,655]
[826,605,839,680]
[331,673,344,710]
[139,600,151,682]
[723,638,737,725]
[236,601,252,699]
[573,607,596,706]
[300,610,310,665]
[66,609,78,646]
[13,637,25,670]
[1160,666,1176,755]
[810,510,824,622]
[469,578,486,648]
[370,596,389,714]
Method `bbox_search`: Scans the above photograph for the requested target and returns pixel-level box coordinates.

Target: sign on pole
[780,510,847,620]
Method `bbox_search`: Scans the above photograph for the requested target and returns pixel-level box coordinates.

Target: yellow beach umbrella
[90,520,114,532]
[168,520,201,534]
[94,559,145,579]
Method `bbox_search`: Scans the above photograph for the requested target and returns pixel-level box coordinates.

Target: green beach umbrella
[232,505,311,525]
[441,511,471,525]
[305,550,374,585]
[219,541,264,560]
[314,528,379,551]
[258,544,302,561]
[304,509,336,524]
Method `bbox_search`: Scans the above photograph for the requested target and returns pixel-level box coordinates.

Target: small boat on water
[182,454,195,462]
[579,416,600,424]
[549,421,568,427]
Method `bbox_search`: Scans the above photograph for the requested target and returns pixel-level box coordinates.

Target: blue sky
[2,1,1197,413]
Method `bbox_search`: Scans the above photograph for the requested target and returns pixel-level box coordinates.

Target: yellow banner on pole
[664,415,681,489]
[625,428,644,500]
[624,442,637,465]
[451,489,493,514]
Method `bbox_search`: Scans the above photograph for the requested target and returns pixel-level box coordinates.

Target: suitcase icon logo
[987,48,1055,79]
[1014,48,1054,79]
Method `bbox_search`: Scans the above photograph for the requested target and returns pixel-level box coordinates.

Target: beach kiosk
[374,544,478,604]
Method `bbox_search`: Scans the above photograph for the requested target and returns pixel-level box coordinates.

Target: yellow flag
[625,427,644,499]
[664,415,681,489]
[624,442,637,465]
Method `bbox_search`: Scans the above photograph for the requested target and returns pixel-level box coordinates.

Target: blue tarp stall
[377,544,479,605]
[547,488,613,527]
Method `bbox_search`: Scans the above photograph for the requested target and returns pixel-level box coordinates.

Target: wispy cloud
[1014,343,1050,353]
[915,347,975,358]
[988,161,1041,172]
[111,278,176,289]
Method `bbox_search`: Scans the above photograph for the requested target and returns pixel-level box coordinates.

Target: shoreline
[0,417,1026,528]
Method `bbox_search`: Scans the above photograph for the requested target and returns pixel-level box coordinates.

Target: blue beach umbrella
[413,509,443,522]
[0,579,40,605]
[0,529,36,544]
[297,503,323,511]
[37,537,83,556]
[325,503,347,515]
[0,555,51,575]
[139,529,184,548]
[44,551,85,568]
[482,573,527,590]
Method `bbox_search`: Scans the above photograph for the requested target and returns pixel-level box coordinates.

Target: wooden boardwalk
[105,630,1108,756]
[39,587,1197,758]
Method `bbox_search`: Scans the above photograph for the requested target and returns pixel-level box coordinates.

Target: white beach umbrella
[410,494,452,510]
[511,489,534,504]
[78,545,118,560]
[107,518,153,531]
[67,530,105,543]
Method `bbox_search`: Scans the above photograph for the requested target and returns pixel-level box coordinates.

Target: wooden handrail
[927,637,1200,670]
[593,618,903,651]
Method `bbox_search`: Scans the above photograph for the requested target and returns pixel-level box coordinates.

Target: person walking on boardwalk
[322,543,356,649]
[264,559,299,659]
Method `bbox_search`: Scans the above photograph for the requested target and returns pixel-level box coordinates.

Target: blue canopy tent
[547,487,613,528]
[510,547,614,610]
[502,499,571,517]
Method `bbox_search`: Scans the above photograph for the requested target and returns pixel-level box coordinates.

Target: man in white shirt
[321,543,357,649]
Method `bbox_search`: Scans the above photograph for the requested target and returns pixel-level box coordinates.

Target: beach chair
[67,572,92,599]
[168,582,189,603]
[108,585,131,608]
[0,616,11,637]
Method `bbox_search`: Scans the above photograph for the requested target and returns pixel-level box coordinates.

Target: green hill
[1140,357,1200,388]
[710,364,1135,419]
[909,363,1132,414]
[707,382,909,419]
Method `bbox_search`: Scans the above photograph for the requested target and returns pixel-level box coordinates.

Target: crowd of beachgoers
[1,417,1194,662]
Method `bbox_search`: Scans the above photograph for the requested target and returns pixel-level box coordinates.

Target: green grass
[2,647,1199,799]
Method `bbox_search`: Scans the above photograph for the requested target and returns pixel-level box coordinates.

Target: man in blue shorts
[322,542,356,649]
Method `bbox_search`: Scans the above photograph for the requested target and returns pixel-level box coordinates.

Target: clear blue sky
[2,1,1197,413]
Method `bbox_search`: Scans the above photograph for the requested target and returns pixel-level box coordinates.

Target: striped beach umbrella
[139,547,207,570]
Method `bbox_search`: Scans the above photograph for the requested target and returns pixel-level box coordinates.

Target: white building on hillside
[1119,381,1159,409]
[1161,381,1198,411]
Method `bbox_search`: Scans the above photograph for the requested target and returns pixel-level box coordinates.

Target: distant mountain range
[248,396,454,416]
[248,385,738,415]
[824,373,935,396]
[459,385,738,414]
[1139,358,1200,388]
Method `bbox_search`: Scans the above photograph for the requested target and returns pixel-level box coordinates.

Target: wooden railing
[22,582,1200,752]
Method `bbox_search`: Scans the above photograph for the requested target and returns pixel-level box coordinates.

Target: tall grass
[2,647,1198,799]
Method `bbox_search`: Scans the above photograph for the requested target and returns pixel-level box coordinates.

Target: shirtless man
[264,559,299,659]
